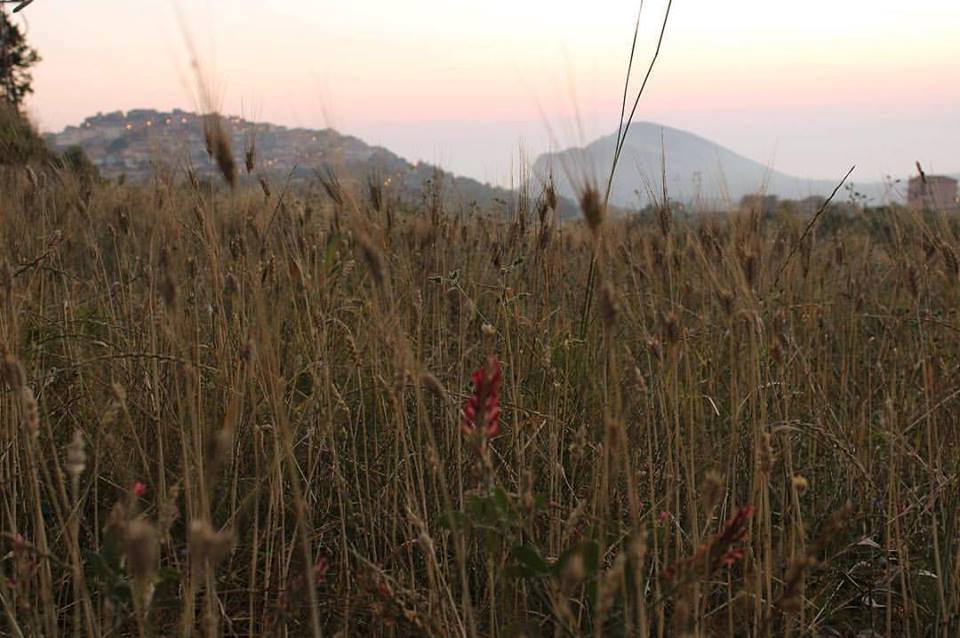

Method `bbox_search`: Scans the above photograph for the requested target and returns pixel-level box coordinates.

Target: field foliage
[1,153,959,637]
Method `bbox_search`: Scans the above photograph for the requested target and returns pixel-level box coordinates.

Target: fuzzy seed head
[420,372,447,402]
[189,520,235,566]
[580,186,605,233]
[758,431,774,475]
[21,386,38,436]
[599,282,618,332]
[702,470,724,512]
[663,312,681,345]
[792,475,809,495]
[66,430,87,479]
[124,519,158,581]
[357,233,386,288]
[203,114,237,188]
[545,181,558,212]
[2,354,25,391]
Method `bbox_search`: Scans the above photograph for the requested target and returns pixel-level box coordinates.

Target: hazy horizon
[17,0,960,185]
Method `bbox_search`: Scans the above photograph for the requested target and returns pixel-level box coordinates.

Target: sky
[15,0,960,185]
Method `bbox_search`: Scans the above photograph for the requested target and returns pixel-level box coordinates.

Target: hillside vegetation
[1,155,959,637]
[43,108,522,213]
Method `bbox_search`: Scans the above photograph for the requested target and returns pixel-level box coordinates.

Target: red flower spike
[664,504,755,580]
[312,557,330,585]
[462,356,502,438]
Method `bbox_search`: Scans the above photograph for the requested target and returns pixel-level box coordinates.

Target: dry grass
[1,160,959,637]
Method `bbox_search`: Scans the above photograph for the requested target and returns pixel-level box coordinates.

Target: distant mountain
[44,109,516,211]
[533,122,898,209]
[47,111,934,215]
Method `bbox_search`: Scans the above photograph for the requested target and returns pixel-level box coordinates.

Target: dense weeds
[1,161,959,637]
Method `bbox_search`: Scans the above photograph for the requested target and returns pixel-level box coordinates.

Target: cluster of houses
[737,175,958,216]
[46,108,380,180]
[907,174,958,211]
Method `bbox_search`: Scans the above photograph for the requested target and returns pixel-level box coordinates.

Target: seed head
[702,470,724,512]
[941,242,959,279]
[1,353,25,391]
[159,273,177,309]
[357,233,386,288]
[791,475,809,495]
[189,520,235,566]
[758,431,775,475]
[0,261,12,298]
[21,387,39,436]
[717,288,734,316]
[580,186,605,233]
[663,312,681,345]
[599,282,618,332]
[562,551,586,587]
[545,179,558,212]
[66,430,87,479]
[124,519,158,581]
[420,372,447,402]
[224,272,239,297]
[245,136,257,174]
[203,113,237,188]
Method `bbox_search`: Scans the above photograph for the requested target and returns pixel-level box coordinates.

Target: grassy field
[1,141,959,637]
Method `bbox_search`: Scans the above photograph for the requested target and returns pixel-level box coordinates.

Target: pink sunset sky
[15,0,960,185]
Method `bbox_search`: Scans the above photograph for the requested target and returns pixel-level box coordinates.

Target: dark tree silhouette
[0,5,40,108]
[0,1,35,15]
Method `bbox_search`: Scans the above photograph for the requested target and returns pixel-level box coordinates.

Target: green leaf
[156,567,182,584]
[322,236,341,274]
[467,494,495,524]
[83,549,118,587]
[511,544,550,578]
[492,488,515,522]
[481,528,501,555]
[439,509,468,531]
[293,370,314,399]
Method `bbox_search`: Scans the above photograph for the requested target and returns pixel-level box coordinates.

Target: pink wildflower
[462,356,502,438]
